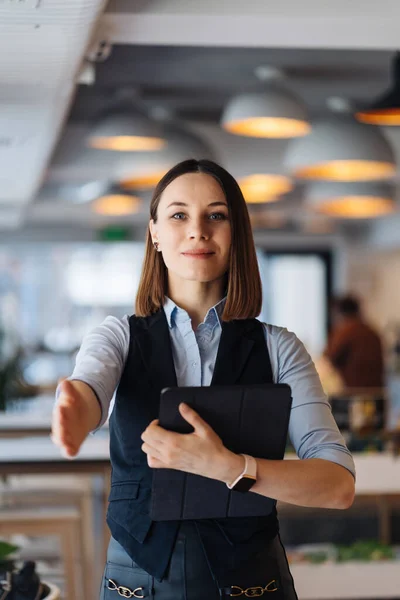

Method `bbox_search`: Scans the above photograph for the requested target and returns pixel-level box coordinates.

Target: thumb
[179,403,210,436]
[57,379,77,400]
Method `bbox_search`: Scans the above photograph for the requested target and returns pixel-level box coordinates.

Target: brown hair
[135,159,262,321]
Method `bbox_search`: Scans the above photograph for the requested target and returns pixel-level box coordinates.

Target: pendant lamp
[92,191,142,216]
[306,181,396,218]
[221,67,310,139]
[239,173,293,204]
[286,105,396,181]
[88,110,167,152]
[117,124,215,190]
[356,52,400,126]
[213,131,293,203]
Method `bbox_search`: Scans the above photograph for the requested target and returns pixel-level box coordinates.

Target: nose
[187,217,209,241]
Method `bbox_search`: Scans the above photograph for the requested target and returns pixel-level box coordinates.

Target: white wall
[346,246,400,333]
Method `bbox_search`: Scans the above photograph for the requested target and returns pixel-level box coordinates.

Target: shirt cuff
[303,448,356,480]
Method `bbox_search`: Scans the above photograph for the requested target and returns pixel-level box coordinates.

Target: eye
[171,212,186,220]
[209,212,228,220]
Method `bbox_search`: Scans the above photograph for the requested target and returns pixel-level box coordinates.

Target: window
[257,250,332,358]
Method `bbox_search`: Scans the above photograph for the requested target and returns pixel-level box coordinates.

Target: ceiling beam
[102,12,400,50]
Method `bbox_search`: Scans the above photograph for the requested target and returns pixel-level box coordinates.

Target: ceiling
[2,0,400,244]
[66,46,396,123]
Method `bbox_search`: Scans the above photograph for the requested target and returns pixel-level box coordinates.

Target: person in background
[324,295,384,389]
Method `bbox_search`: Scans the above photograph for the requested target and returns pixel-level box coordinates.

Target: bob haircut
[135,158,262,321]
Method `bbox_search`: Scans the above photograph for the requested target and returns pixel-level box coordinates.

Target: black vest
[106,309,279,582]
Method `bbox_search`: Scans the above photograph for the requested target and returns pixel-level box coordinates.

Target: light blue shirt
[66,297,355,477]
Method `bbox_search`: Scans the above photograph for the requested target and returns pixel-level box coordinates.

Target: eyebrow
[166,201,228,209]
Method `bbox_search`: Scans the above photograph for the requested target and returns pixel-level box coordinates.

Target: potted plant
[0,324,39,412]
[0,540,60,599]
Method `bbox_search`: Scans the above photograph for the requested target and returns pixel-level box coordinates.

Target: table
[0,396,109,437]
[0,434,111,570]
[0,413,53,437]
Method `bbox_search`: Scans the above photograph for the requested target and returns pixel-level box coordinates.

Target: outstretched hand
[51,379,90,458]
[141,403,243,483]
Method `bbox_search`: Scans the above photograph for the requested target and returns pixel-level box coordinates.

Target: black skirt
[99,521,298,600]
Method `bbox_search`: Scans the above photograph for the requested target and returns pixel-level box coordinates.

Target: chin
[182,268,226,283]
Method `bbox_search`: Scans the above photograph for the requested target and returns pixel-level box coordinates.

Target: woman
[52,159,355,600]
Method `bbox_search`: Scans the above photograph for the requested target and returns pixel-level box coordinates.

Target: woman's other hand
[141,402,243,484]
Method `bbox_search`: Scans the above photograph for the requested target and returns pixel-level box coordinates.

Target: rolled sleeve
[57,315,130,432]
[264,324,355,478]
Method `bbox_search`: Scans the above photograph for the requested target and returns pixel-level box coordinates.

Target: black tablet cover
[150,383,292,521]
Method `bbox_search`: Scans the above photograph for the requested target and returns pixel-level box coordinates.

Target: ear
[149,219,158,244]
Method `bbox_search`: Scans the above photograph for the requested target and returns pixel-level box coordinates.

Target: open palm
[51,380,90,458]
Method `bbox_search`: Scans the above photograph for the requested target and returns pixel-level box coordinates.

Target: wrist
[216,450,245,485]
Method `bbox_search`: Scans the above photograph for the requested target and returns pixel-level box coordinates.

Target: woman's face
[150,173,232,285]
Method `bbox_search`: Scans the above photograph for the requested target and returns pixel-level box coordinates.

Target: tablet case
[150,383,292,521]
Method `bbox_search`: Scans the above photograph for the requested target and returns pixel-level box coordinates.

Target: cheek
[158,228,184,270]
[220,228,232,259]
[159,223,182,244]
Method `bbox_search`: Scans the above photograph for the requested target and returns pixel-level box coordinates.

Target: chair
[0,507,85,600]
[0,475,95,600]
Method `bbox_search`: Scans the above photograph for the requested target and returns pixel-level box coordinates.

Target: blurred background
[1,0,400,598]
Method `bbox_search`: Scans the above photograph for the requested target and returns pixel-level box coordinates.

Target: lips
[182,249,215,256]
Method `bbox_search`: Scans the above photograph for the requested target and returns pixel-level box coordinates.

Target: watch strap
[226,454,257,491]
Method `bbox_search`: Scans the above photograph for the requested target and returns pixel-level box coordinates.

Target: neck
[167,278,225,329]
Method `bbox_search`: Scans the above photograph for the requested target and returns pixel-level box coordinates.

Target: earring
[153,241,159,251]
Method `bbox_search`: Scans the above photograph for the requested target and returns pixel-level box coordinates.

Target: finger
[57,407,76,446]
[179,403,211,435]
[141,442,164,461]
[58,379,78,400]
[60,445,78,460]
[147,455,168,469]
[51,432,78,458]
[141,423,174,445]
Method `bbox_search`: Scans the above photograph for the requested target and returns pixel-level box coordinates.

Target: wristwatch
[226,454,257,493]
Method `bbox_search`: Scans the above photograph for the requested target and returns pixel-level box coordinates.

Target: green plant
[336,540,395,562]
[0,325,39,412]
[0,540,19,568]
[0,344,24,412]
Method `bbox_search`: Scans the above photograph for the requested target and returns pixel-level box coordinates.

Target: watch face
[232,475,256,493]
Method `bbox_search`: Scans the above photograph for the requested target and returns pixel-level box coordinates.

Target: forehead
[159,172,226,206]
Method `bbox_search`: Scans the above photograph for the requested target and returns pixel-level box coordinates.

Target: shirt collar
[163,296,226,329]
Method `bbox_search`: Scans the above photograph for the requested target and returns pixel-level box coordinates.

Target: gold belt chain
[230,579,279,597]
[107,578,145,598]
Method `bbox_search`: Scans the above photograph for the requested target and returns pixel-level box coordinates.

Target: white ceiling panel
[0,0,109,227]
[0,26,70,90]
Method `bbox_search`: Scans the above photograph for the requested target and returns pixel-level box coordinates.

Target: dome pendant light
[218,133,293,204]
[87,90,167,152]
[306,181,396,219]
[286,99,396,181]
[221,66,310,139]
[92,190,142,216]
[88,111,167,152]
[356,52,400,126]
[117,122,215,190]
[239,174,293,204]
